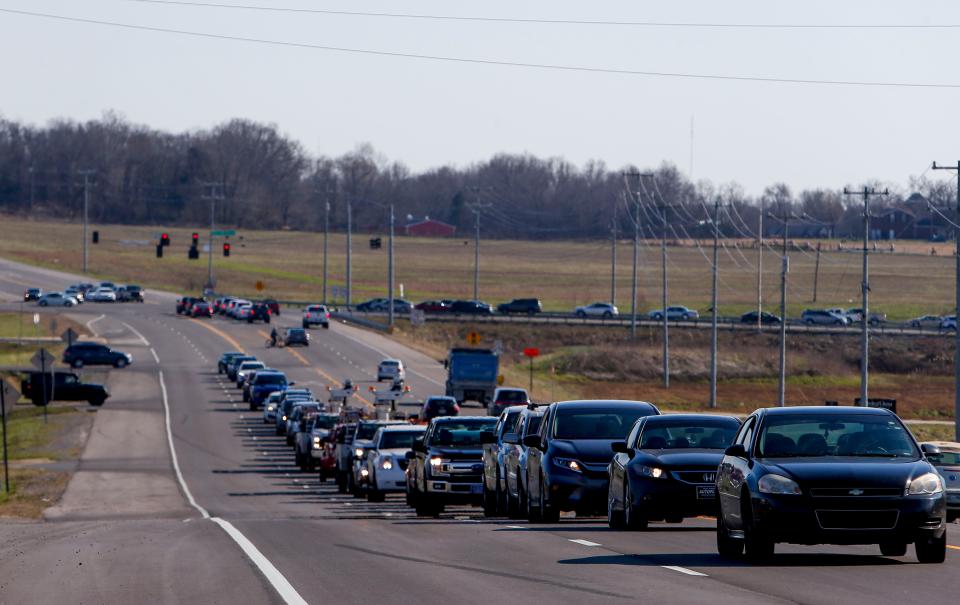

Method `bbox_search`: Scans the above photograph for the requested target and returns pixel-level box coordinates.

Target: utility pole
[812,242,822,302]
[78,169,96,273]
[202,183,225,291]
[466,187,491,302]
[623,171,653,341]
[709,198,724,409]
[346,197,353,308]
[757,201,763,332]
[388,203,395,330]
[319,184,334,305]
[767,207,802,406]
[610,200,618,305]
[932,161,960,440]
[843,186,888,407]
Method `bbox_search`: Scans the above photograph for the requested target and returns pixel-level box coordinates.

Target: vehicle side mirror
[523,435,541,449]
[479,431,496,445]
[405,451,416,460]
[724,444,748,458]
[920,443,941,456]
[502,432,519,445]
[611,441,635,457]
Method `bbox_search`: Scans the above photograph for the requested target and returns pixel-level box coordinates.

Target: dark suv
[246,302,271,323]
[62,343,133,369]
[449,300,493,315]
[406,416,498,516]
[284,328,309,347]
[21,371,109,406]
[176,296,203,315]
[524,400,660,522]
[497,298,542,315]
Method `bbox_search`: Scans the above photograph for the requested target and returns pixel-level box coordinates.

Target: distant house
[874,193,951,241]
[404,217,456,237]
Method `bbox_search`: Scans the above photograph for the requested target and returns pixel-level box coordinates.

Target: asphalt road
[0,257,957,605]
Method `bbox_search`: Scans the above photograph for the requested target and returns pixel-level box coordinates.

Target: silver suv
[801,309,848,326]
[302,304,330,329]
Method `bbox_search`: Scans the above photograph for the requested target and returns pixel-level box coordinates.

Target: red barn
[404,217,456,237]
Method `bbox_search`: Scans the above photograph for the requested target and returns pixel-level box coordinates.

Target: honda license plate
[697,485,716,500]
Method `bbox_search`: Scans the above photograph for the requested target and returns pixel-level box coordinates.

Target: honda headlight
[553,457,582,473]
[907,472,944,495]
[758,474,802,495]
[636,465,666,479]
[381,458,393,470]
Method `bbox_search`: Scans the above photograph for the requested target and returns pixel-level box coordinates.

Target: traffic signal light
[223,242,231,257]
[92,230,99,244]
[191,232,199,245]
[156,244,163,258]
[160,233,170,247]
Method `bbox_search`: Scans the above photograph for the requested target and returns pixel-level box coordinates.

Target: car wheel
[286,434,294,447]
[323,323,329,329]
[242,391,249,403]
[879,542,908,557]
[72,359,84,369]
[607,483,625,529]
[336,471,347,493]
[38,300,47,307]
[275,424,284,437]
[575,311,586,318]
[602,311,612,319]
[482,482,498,517]
[915,533,947,563]
[716,511,744,558]
[114,358,127,369]
[367,487,385,503]
[539,477,560,523]
[623,488,647,530]
[319,468,327,483]
[948,512,958,523]
[415,495,435,517]
[249,401,256,411]
[742,494,774,561]
[526,474,542,523]
[89,396,106,407]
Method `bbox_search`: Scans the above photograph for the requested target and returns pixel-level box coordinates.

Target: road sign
[523,347,540,358]
[211,229,236,237]
[466,331,481,345]
[31,349,56,371]
[410,309,425,327]
[60,327,79,346]
[255,280,265,292]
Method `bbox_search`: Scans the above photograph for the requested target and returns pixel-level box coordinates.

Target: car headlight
[381,458,393,470]
[354,447,365,458]
[553,457,582,473]
[636,465,666,479]
[360,468,369,477]
[429,456,443,467]
[313,436,321,445]
[267,404,275,412]
[907,472,944,495]
[282,415,287,421]
[758,473,802,495]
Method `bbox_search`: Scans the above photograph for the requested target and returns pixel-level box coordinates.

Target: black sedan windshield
[757,414,919,458]
[638,419,739,449]
[554,409,651,440]
[430,419,496,446]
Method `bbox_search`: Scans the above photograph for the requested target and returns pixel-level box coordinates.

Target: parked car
[846,308,886,326]
[910,315,944,330]
[117,285,145,303]
[716,406,947,563]
[801,309,848,326]
[415,300,451,314]
[364,425,427,502]
[574,302,618,318]
[648,306,699,321]
[295,412,339,471]
[922,441,960,523]
[449,300,494,315]
[740,311,781,325]
[406,416,498,516]
[284,327,310,347]
[190,301,214,317]
[376,359,405,382]
[20,371,109,406]
[488,387,530,417]
[607,414,741,530]
[480,406,524,516]
[420,396,460,422]
[524,400,660,522]
[37,292,78,307]
[86,287,118,303]
[23,288,42,302]
[503,405,545,518]
[497,298,542,315]
[62,342,132,369]
[302,304,330,329]
[355,298,388,312]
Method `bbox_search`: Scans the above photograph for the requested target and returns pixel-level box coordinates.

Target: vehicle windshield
[239,362,265,370]
[255,374,287,386]
[312,415,338,429]
[380,361,399,367]
[928,451,960,466]
[430,419,497,446]
[496,390,527,403]
[380,431,425,449]
[356,423,384,440]
[757,414,919,458]
[637,420,739,449]
[426,399,457,414]
[307,306,325,312]
[553,408,653,440]
[524,415,543,436]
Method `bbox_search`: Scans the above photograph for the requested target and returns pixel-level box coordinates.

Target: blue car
[249,371,289,410]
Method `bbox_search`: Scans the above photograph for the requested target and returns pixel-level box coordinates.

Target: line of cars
[24,282,144,306]
[176,295,277,322]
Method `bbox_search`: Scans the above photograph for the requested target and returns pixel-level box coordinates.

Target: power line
[122,1,960,30]
[4,8,960,89]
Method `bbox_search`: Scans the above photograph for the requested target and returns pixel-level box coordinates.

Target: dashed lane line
[661,565,708,577]
[568,539,601,547]
[119,320,150,347]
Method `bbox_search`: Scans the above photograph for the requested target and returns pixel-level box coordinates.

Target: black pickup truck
[405,416,497,516]
[20,371,109,406]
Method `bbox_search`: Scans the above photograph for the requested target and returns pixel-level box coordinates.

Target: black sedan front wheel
[915,533,946,564]
[623,488,648,530]
[716,513,744,558]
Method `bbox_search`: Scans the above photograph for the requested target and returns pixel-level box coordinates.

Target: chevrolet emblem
[848,488,864,496]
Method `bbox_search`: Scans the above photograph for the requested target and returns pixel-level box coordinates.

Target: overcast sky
[2,0,960,195]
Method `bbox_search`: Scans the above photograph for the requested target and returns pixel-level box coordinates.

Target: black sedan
[284,328,310,347]
[716,406,948,563]
[740,311,781,324]
[608,414,741,530]
[524,400,660,522]
[62,342,133,369]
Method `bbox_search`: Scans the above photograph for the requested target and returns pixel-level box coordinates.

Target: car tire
[275,424,284,437]
[607,484,625,529]
[716,512,744,558]
[482,483,498,517]
[915,533,946,564]
[286,434,294,447]
[526,475,542,523]
[249,401,256,411]
[242,391,249,403]
[742,495,774,562]
[948,512,958,523]
[879,542,908,557]
[575,311,586,318]
[367,484,385,502]
[323,323,329,329]
[114,358,127,369]
[72,359,84,369]
[89,396,106,407]
[38,300,48,307]
[539,477,560,523]
[623,488,647,531]
[602,311,612,319]
[336,471,347,493]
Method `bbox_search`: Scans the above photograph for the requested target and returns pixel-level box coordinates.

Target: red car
[261,299,280,316]
[415,300,451,314]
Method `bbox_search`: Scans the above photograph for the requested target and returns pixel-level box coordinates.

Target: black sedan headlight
[758,473,802,495]
[907,472,944,495]
[634,465,667,479]
[552,457,582,473]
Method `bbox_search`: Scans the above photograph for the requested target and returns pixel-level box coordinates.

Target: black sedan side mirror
[479,431,496,445]
[502,432,519,445]
[724,444,748,458]
[611,441,635,457]
[404,451,416,460]
[523,435,542,449]
[920,443,941,456]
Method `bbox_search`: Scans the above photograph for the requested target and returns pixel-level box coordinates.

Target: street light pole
[346,197,353,308]
[709,199,722,409]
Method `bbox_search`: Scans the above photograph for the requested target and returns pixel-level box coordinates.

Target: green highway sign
[211,230,236,237]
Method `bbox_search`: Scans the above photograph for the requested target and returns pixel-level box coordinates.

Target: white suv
[364,425,427,502]
[377,359,405,382]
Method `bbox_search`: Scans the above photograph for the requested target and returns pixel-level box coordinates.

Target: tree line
[0,113,951,240]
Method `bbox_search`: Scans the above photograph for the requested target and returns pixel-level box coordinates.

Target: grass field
[0,215,956,319]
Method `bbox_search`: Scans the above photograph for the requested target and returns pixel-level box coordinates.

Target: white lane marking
[85,314,106,335]
[150,348,161,364]
[505,525,526,529]
[332,327,444,386]
[661,565,708,577]
[120,321,150,346]
[158,369,308,605]
[569,539,601,547]
[210,518,310,605]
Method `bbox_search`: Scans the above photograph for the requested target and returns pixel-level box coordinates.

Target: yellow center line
[947,544,960,551]
[189,318,245,352]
